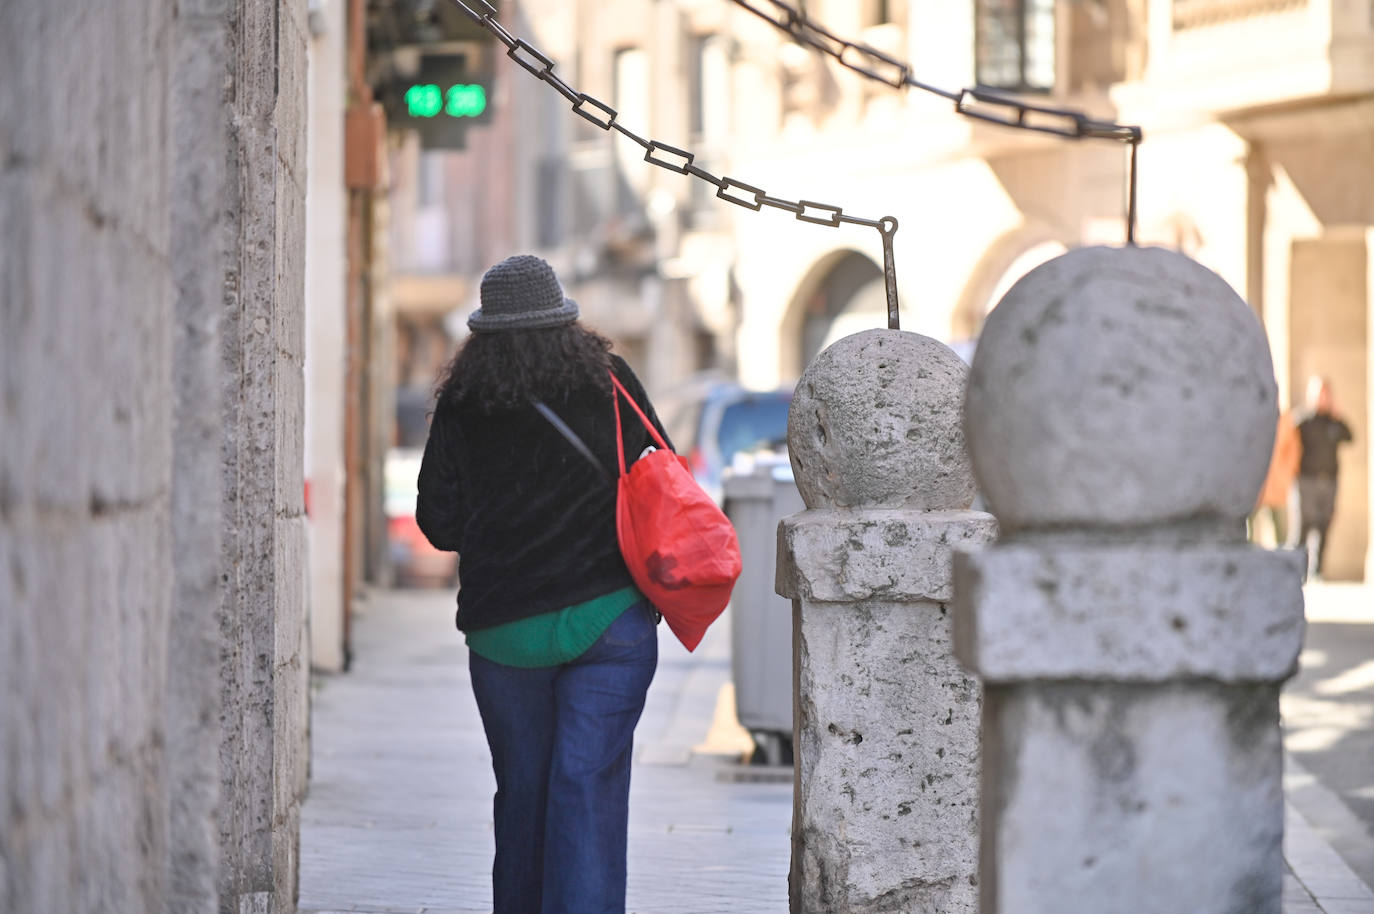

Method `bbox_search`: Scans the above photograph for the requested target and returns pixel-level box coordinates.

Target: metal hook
[879,216,899,330]
[1126,139,1140,246]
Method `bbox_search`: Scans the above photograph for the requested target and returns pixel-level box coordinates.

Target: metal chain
[450,0,906,327]
[729,0,1144,242]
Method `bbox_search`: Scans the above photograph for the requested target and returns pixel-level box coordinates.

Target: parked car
[385,446,459,588]
[659,376,794,505]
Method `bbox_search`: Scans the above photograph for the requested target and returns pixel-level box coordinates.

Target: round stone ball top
[788,328,976,511]
[964,245,1277,532]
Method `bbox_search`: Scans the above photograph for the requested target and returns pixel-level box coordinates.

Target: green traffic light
[405,84,444,118]
[446,84,487,118]
[405,83,486,119]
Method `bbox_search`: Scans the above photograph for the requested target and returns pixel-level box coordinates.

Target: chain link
[446,1,963,328]
[448,0,895,238]
[728,0,1143,243]
[449,0,1152,324]
[731,0,960,100]
[730,0,1142,141]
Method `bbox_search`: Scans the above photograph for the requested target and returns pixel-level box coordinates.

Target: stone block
[275,169,308,362]
[276,356,307,516]
[779,510,998,605]
[237,0,282,123]
[275,18,310,185]
[954,544,1306,682]
[980,681,1285,914]
[274,516,308,667]
[10,192,93,512]
[179,0,234,18]
[794,598,981,914]
[272,800,302,905]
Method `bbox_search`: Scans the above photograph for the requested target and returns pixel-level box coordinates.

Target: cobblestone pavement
[299,586,1373,914]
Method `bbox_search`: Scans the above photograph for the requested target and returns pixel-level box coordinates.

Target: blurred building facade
[719,0,1374,576]
[385,0,741,397]
[382,0,1371,580]
[306,0,351,673]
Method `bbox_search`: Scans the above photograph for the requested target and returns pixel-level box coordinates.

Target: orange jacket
[1257,411,1301,509]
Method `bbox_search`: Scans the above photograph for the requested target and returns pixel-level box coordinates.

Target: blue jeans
[468,600,659,914]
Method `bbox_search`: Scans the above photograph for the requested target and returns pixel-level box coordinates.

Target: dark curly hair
[435,322,614,413]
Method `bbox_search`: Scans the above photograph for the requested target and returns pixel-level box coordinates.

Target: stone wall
[1,3,179,910]
[217,0,311,910]
[171,1,235,909]
[0,0,309,911]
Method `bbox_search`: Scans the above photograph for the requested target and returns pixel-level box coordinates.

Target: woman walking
[416,254,669,914]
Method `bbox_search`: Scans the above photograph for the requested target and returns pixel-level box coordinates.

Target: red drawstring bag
[610,373,742,651]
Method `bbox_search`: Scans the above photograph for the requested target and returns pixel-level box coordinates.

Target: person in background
[1252,410,1301,548]
[1295,375,1354,579]
[415,254,671,914]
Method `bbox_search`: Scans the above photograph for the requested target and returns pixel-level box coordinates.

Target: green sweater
[465,586,644,668]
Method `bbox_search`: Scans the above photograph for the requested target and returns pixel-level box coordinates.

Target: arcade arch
[952,228,1069,351]
[779,249,886,380]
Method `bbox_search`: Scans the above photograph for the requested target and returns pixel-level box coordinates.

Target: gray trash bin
[722,456,804,766]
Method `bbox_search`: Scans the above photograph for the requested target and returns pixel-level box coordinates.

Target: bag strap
[609,372,669,481]
[532,400,613,485]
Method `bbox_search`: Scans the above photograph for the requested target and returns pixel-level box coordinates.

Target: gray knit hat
[467,255,580,332]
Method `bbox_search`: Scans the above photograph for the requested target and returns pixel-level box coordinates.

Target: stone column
[777,329,998,914]
[954,245,1307,914]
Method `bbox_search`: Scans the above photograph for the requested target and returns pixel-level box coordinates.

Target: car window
[716,395,791,464]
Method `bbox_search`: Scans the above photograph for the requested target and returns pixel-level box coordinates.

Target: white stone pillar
[954,246,1307,914]
[777,329,998,914]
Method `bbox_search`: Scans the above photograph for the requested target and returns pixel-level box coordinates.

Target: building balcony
[1121,0,1374,115]
[1171,0,1308,30]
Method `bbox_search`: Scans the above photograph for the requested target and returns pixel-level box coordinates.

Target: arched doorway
[984,240,1069,316]
[794,251,886,371]
[951,236,1068,361]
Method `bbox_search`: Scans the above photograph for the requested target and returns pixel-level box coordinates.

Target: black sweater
[1296,411,1353,478]
[415,355,671,632]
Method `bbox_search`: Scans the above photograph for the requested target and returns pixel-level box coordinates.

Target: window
[688,34,730,142]
[612,47,651,212]
[535,156,564,249]
[862,0,895,27]
[417,151,446,207]
[687,34,730,228]
[975,0,1056,93]
[411,151,452,272]
[613,48,650,132]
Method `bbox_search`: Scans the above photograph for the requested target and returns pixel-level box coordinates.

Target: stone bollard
[953,246,1307,914]
[776,329,998,914]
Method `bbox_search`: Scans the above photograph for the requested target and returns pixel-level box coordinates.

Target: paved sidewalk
[1284,583,1374,892]
[299,587,1373,914]
[299,589,791,914]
